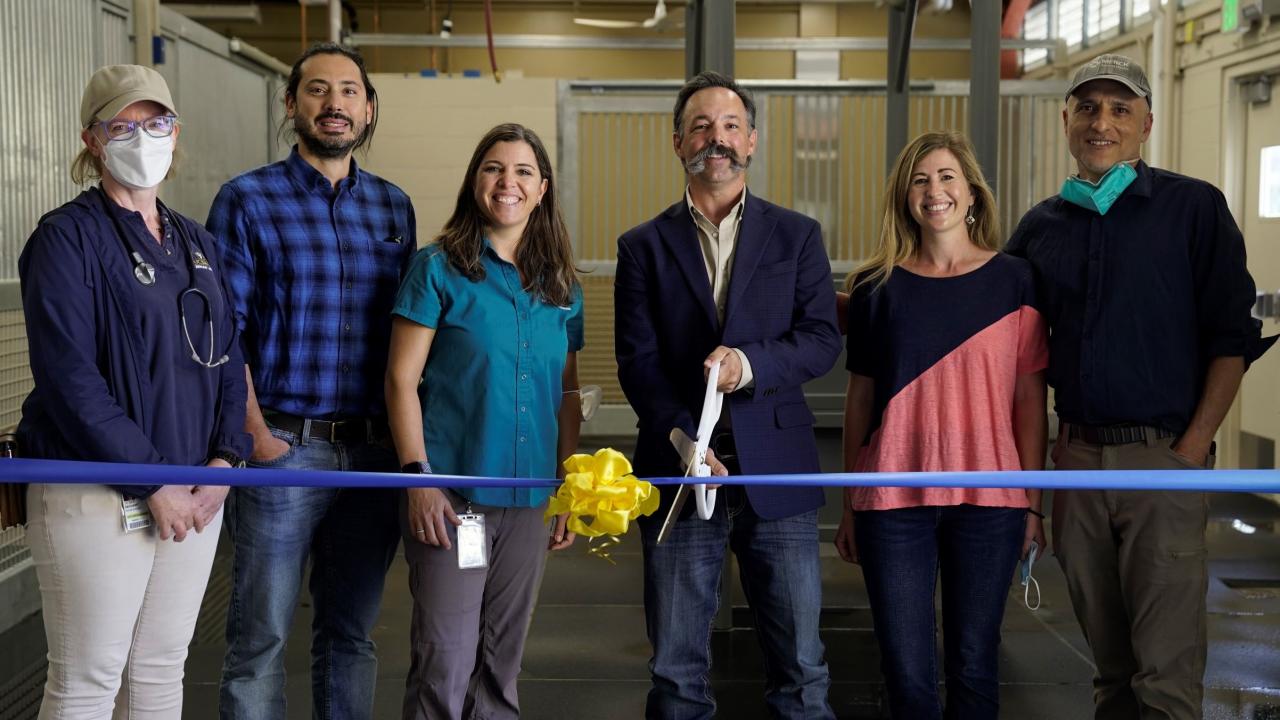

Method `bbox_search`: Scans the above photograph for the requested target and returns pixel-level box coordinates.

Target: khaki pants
[1051,429,1211,720]
[27,483,222,720]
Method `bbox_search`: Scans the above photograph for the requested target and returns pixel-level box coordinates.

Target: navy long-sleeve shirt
[17,187,252,499]
[1006,161,1274,434]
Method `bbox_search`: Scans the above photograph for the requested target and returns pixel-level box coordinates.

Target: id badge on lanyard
[457,507,488,570]
[121,497,153,533]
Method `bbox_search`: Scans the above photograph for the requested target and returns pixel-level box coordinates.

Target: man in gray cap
[1007,53,1273,719]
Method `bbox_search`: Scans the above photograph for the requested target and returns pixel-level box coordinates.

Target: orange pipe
[1001,0,1033,78]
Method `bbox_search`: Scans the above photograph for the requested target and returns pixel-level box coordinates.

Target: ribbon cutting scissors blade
[656,360,724,544]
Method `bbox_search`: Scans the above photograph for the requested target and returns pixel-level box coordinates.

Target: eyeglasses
[92,114,179,142]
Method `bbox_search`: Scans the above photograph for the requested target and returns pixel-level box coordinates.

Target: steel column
[886,0,918,174]
[685,0,735,77]
[969,0,1001,193]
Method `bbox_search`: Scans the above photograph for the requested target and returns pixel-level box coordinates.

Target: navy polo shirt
[1006,161,1274,433]
[392,244,585,507]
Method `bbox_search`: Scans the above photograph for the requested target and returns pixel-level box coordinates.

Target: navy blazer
[615,192,841,520]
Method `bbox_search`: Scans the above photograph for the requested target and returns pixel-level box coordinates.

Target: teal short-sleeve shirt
[392,243,584,507]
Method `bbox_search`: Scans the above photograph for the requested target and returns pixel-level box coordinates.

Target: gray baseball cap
[1064,54,1152,103]
[80,64,176,128]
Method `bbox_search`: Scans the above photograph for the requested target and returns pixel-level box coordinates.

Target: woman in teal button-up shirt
[386,123,583,720]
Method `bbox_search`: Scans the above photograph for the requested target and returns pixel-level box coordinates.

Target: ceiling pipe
[347,32,1056,51]
[1001,0,1032,78]
[1148,0,1176,169]
[230,36,292,76]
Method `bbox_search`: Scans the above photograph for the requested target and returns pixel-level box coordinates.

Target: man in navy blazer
[615,71,841,720]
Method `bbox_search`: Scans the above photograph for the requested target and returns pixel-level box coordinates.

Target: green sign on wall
[1222,0,1239,32]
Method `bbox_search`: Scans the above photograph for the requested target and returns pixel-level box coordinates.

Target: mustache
[294,111,366,159]
[684,142,748,174]
[314,111,354,125]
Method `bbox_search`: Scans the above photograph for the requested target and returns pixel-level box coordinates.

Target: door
[1238,71,1280,467]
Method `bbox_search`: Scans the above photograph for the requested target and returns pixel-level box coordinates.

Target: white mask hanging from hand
[102,132,173,190]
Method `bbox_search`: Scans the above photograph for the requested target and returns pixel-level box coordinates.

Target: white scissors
[656,360,724,544]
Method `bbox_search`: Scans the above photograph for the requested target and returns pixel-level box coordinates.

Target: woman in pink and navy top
[835,131,1048,720]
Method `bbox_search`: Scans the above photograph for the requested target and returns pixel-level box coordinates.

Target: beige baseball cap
[80,64,176,128]
[1064,53,1152,103]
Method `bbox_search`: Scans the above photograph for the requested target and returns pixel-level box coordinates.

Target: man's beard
[295,111,366,159]
[684,142,750,176]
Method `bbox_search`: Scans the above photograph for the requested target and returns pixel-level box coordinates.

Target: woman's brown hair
[435,123,578,307]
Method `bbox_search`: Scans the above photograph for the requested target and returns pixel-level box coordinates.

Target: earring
[965,208,976,226]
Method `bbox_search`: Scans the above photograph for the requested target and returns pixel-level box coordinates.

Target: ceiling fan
[574,0,675,31]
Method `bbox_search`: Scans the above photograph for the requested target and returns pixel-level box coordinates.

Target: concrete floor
[3,430,1280,719]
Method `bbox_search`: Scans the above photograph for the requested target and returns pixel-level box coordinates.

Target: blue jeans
[639,487,834,720]
[219,426,400,720]
[855,505,1025,720]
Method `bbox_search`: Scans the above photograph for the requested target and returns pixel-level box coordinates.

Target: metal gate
[558,79,1069,424]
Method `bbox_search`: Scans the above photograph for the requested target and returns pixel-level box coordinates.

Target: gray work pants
[400,492,550,720]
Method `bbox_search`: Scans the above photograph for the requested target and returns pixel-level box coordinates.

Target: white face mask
[102,131,173,190]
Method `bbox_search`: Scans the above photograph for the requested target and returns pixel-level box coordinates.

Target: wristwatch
[401,460,433,474]
[210,450,246,468]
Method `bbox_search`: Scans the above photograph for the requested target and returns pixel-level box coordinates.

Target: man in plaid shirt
[206,43,415,720]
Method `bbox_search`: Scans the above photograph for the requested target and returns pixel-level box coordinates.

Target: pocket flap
[774,402,816,429]
[754,260,795,278]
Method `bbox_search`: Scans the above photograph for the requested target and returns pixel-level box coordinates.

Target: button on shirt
[392,244,585,507]
[1006,161,1273,433]
[685,186,753,390]
[207,146,415,419]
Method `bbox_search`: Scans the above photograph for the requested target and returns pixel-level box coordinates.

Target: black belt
[265,411,388,445]
[1067,423,1176,445]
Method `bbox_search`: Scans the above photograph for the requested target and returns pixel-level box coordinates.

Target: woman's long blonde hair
[845,130,1000,292]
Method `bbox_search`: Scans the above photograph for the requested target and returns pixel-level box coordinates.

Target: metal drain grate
[0,659,46,720]
[1221,578,1280,601]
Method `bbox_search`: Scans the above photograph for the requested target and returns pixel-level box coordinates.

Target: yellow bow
[544,449,660,539]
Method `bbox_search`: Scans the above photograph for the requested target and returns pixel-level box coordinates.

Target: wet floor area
[2,430,1279,719]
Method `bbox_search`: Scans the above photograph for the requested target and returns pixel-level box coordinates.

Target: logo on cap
[1065,53,1152,104]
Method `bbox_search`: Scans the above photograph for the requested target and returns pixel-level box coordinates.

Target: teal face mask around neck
[1060,162,1137,215]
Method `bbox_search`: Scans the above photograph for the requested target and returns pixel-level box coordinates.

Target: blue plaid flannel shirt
[206,146,416,419]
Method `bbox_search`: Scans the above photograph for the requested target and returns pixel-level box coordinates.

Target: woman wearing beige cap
[18,64,251,718]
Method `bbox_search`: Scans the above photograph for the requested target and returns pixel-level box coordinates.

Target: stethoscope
[97,188,232,369]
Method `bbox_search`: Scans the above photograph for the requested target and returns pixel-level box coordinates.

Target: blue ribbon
[1,458,1279,492]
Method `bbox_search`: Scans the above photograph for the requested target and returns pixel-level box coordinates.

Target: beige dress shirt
[685,186,754,391]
